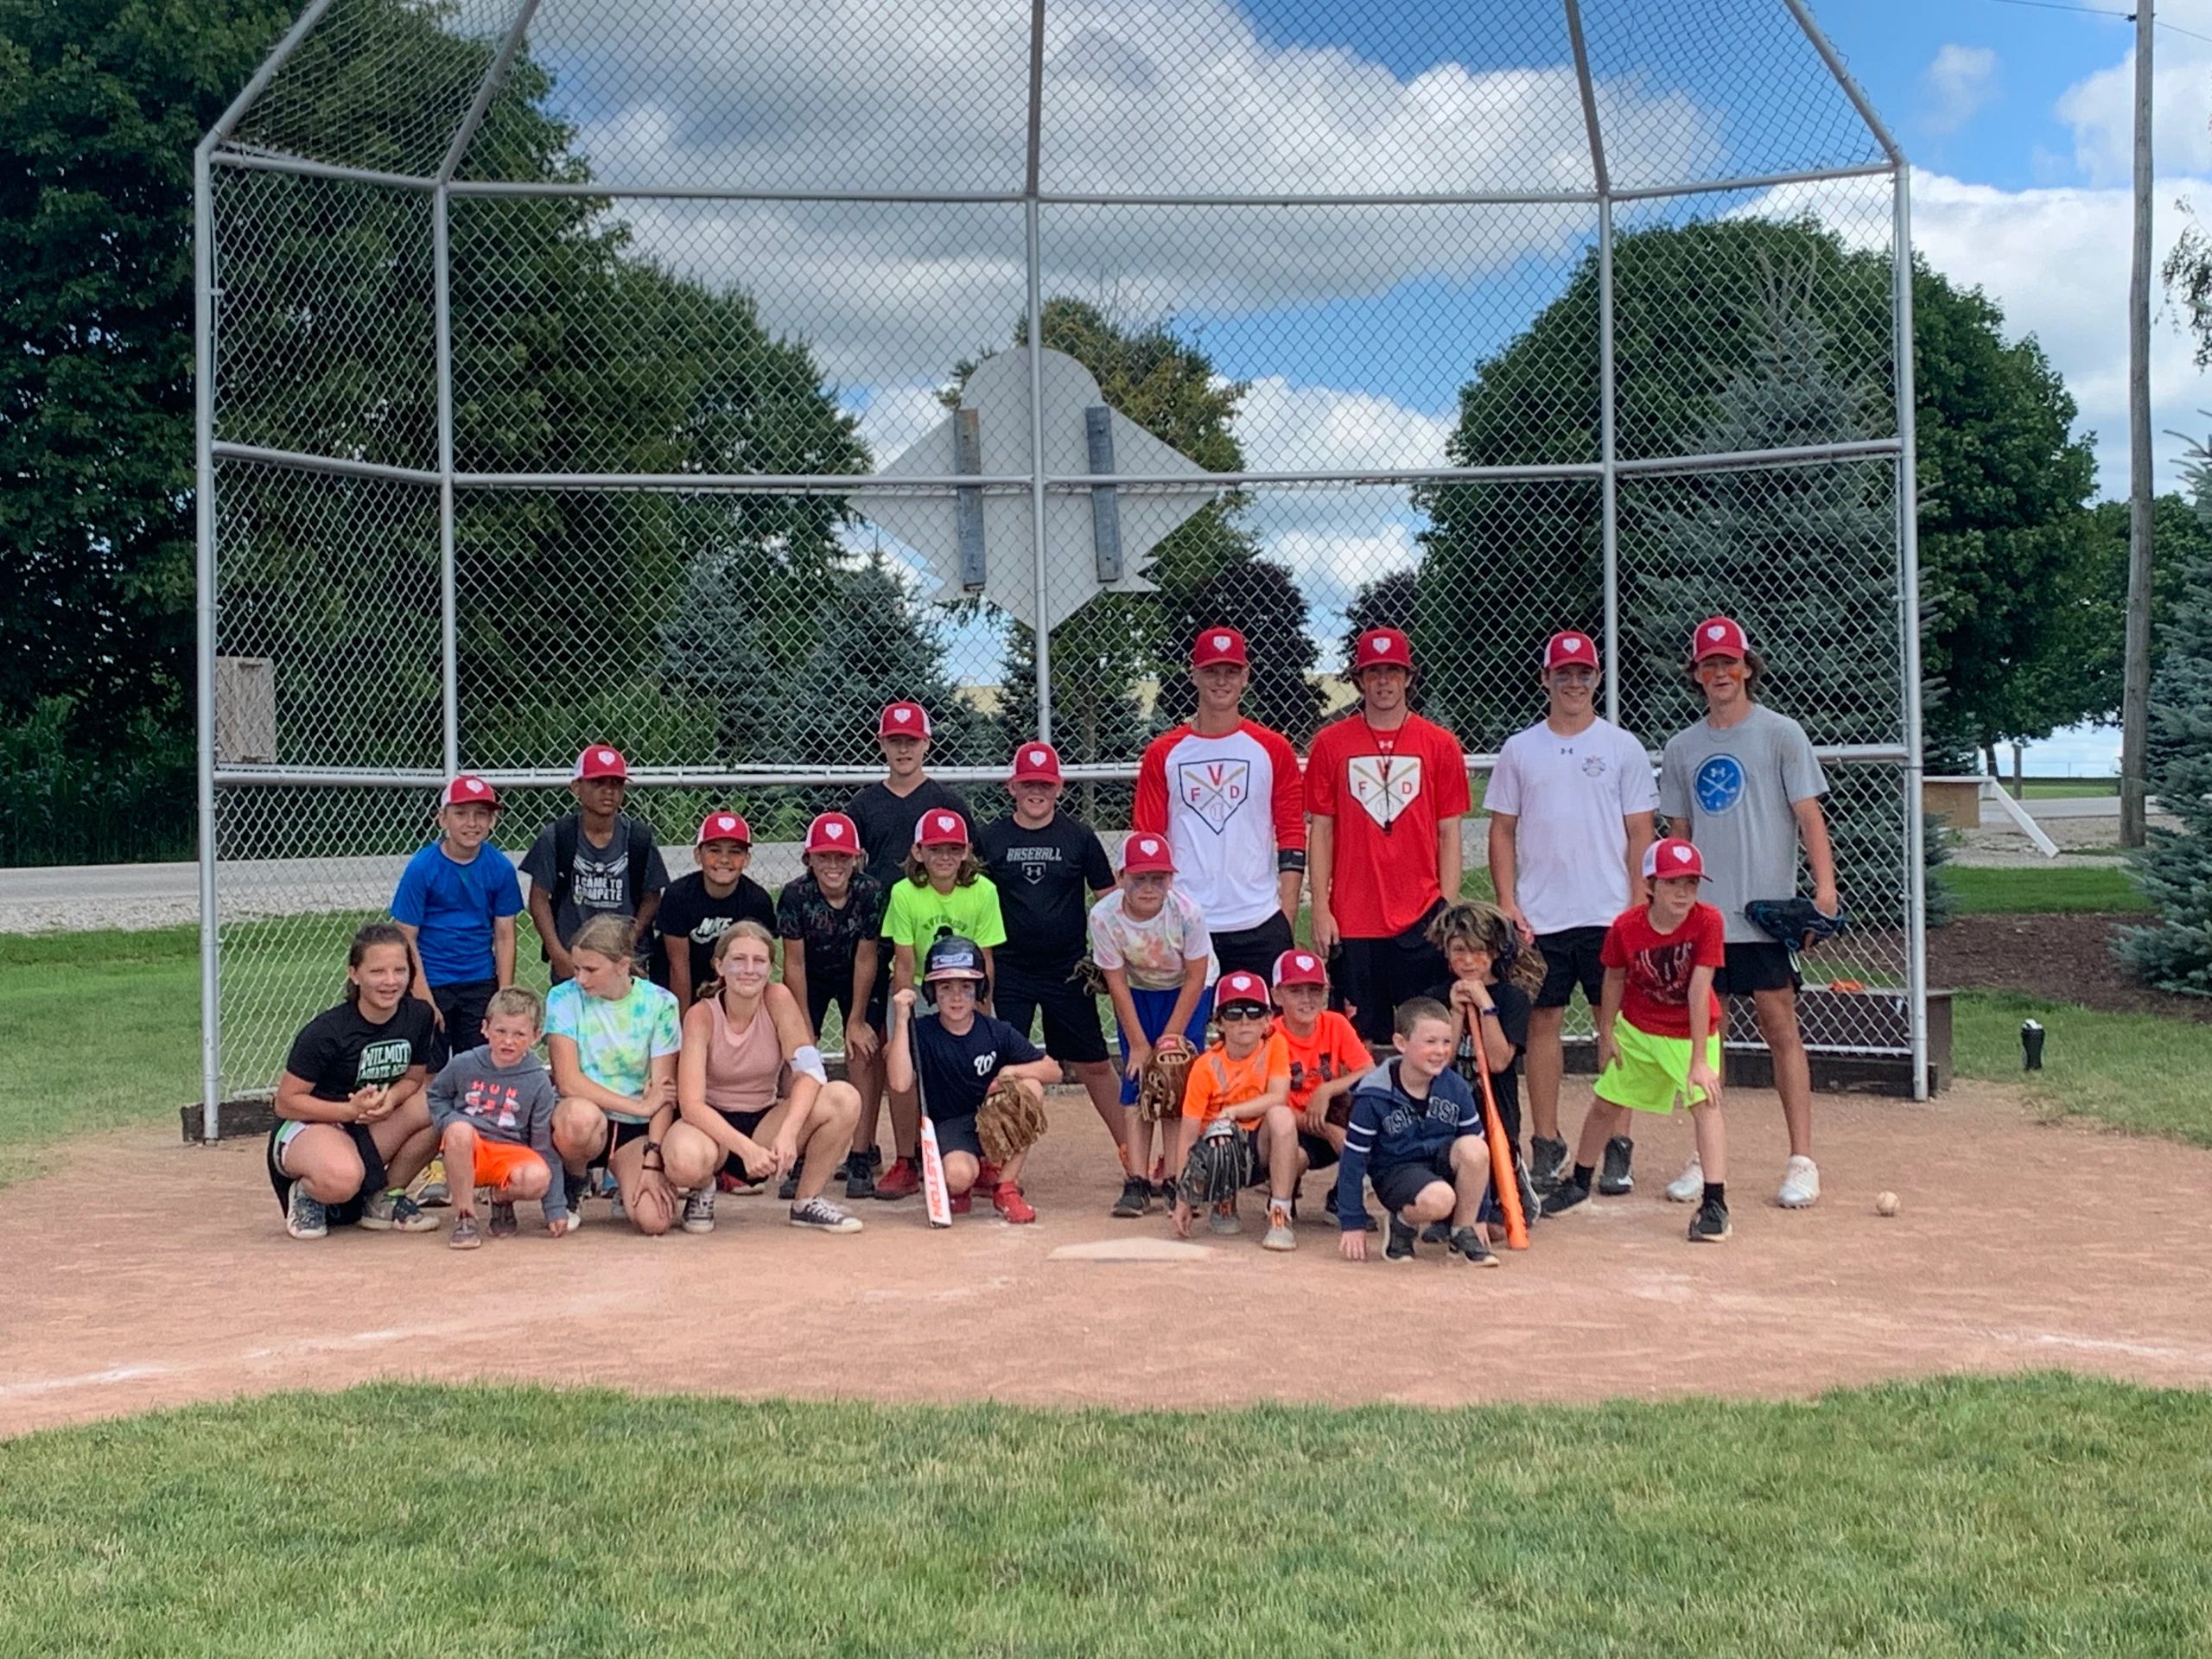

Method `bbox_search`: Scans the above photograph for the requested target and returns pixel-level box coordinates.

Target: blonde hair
[569,913,638,963]
[711,919,776,965]
[484,986,543,1029]
[1426,900,1545,995]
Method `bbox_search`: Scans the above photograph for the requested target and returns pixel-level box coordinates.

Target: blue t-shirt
[391,842,524,986]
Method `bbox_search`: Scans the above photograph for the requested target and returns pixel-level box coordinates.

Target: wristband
[1480,1007,1500,1020]
[1276,849,1307,873]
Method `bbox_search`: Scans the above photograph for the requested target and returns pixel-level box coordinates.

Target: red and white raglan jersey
[1133,721,1306,933]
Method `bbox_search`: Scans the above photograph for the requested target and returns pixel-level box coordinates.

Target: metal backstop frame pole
[1023,0,1053,741]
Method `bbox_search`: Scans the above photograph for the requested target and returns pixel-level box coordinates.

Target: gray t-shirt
[519,814,671,950]
[1658,704,1828,944]
[426,1046,567,1221]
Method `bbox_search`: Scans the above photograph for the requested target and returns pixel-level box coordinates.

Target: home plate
[1048,1238,1212,1263]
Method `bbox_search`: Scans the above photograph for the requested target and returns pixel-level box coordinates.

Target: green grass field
[1941,863,2149,915]
[3,1375,2209,1657]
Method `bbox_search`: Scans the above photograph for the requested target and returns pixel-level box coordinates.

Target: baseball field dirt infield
[5,1078,2210,1438]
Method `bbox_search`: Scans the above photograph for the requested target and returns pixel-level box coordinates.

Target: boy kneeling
[1334,997,1498,1267]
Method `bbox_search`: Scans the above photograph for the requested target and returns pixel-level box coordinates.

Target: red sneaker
[993,1182,1037,1224]
[874,1158,920,1201]
[949,1188,973,1215]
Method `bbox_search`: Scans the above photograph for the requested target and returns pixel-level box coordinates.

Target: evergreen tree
[2119,442,2212,995]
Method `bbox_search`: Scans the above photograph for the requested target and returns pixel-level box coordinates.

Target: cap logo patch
[1370,639,1384,653]
[825,822,843,839]
[1673,846,1693,863]
[938,815,953,831]
[1028,749,1046,765]
[1565,636,1582,651]
[1707,625,1726,641]
[893,708,912,723]
[597,749,614,764]
[1212,634,1230,650]
[1297,955,1314,970]
[466,780,482,794]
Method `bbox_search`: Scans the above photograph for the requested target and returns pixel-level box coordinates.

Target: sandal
[448,1217,481,1250]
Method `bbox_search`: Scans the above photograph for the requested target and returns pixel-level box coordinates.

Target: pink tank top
[702,995,782,1116]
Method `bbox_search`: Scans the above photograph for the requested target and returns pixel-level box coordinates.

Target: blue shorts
[1115,984,1217,1105]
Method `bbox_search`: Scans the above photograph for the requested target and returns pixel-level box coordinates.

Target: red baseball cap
[1272,949,1326,989]
[696,811,752,848]
[1008,741,1063,785]
[1643,836,1709,880]
[1544,630,1600,671]
[1120,832,1175,874]
[804,811,861,855]
[441,774,500,809]
[572,745,627,781]
[1216,970,1271,1011]
[1191,627,1249,668]
[913,808,969,847]
[1690,616,1749,660]
[1351,627,1413,674]
[877,701,933,739]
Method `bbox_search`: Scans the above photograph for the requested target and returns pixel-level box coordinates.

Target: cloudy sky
[487,0,2212,770]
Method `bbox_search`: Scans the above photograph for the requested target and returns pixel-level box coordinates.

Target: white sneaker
[681,1188,715,1235]
[1777,1155,1821,1209]
[1664,1156,1704,1204]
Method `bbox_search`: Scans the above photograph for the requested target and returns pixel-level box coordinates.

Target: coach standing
[1487,629,1656,1193]
[1306,628,1469,1044]
[1133,627,1306,980]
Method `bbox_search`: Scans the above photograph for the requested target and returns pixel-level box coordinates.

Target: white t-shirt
[1087,887,1217,993]
[1487,716,1657,936]
[1132,721,1305,934]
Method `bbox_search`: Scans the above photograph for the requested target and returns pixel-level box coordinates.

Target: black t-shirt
[775,870,887,972]
[650,872,776,999]
[1425,977,1531,1130]
[974,810,1115,972]
[844,779,973,890]
[912,1011,1042,1122]
[283,998,438,1103]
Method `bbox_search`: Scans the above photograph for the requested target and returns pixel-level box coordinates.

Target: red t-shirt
[1304,711,1471,938]
[1601,902,1726,1040]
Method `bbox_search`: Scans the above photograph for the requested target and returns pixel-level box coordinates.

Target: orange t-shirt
[1181,1032,1292,1123]
[1276,1010,1371,1125]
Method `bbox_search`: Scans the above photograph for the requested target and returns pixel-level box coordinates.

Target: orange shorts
[461,1137,545,1192]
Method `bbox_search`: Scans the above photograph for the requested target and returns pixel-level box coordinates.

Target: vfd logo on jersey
[1349,755,1423,828]
[1177,760,1249,833]
[1694,754,1746,816]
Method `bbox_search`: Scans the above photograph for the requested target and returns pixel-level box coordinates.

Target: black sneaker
[843,1159,876,1201]
[778,1165,801,1203]
[1321,1185,1379,1232]
[1421,1220,1450,1244]
[1110,1174,1152,1217]
[1385,1214,1418,1262]
[563,1166,591,1218]
[1529,1135,1569,1195]
[1541,1180,1591,1217]
[1448,1224,1500,1268]
[1598,1135,1635,1196]
[1517,1160,1543,1226]
[1688,1196,1732,1243]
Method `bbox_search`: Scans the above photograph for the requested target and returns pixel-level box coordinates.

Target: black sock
[1571,1163,1595,1192]
[1703,1180,1726,1206]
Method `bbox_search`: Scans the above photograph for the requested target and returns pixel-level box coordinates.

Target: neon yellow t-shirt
[880,876,1007,983]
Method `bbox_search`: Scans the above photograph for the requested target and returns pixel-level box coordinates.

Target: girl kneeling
[547,914,683,1234]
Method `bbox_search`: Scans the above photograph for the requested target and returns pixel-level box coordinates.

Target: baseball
[1874,1191,1901,1217]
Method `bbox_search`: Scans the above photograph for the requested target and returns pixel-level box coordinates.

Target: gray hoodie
[427,1046,566,1223]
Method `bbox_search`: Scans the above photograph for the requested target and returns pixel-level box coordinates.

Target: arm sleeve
[741,880,776,931]
[1087,903,1126,971]
[543,984,579,1043]
[1335,1091,1381,1230]
[518,825,557,888]
[1132,736,1171,835]
[1430,725,1471,818]
[641,838,671,893]
[774,882,804,940]
[1449,1073,1483,1136]
[1178,892,1214,962]
[1263,1032,1291,1087]
[880,883,912,946]
[1492,984,1530,1058]
[1599,918,1630,970]
[1304,725,1338,817]
[1180,1056,1215,1121]
[282,1020,334,1096]
[527,1075,568,1222]
[1778,717,1830,804]
[1694,906,1729,969]
[996,1020,1044,1066]
[1619,734,1660,815]
[390,852,429,926]
[426,1056,461,1130]
[1656,739,1690,822]
[969,881,1007,949]
[1081,829,1116,893]
[1484,740,1522,817]
[649,992,683,1059]
[1262,728,1306,854]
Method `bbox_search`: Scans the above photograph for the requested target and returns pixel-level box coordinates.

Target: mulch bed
[1928,912,2212,1022]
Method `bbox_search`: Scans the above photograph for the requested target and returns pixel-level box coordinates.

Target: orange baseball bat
[1470,1019,1529,1250]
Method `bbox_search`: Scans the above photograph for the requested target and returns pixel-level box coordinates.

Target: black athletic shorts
[1211,912,1294,982]
[715,1106,773,1182]
[265,1120,385,1226]
[929,1113,983,1163]
[866,955,893,1027]
[992,961,1108,1065]
[427,978,497,1071]
[1715,941,1801,996]
[1334,905,1450,1044]
[1298,1129,1340,1171]
[1370,1146,1459,1215]
[1533,926,1607,1011]
[588,1116,653,1173]
[804,956,861,1044]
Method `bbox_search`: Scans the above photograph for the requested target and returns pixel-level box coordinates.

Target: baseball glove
[1745,897,1847,949]
[1178,1122,1255,1210]
[1136,1034,1194,1124]
[976,1079,1049,1164]
[1069,955,1108,996]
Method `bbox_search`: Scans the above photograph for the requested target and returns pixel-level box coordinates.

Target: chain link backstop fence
[194,0,1927,1127]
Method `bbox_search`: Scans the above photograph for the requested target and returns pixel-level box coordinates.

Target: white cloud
[1923,44,1998,134]
[2054,5,2212,183]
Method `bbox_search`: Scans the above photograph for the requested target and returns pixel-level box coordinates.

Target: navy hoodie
[1333,1059,1481,1230]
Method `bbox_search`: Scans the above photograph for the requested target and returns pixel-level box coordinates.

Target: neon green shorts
[1594,1020,1720,1115]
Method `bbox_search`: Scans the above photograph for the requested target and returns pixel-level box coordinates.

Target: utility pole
[2121,0,2156,847]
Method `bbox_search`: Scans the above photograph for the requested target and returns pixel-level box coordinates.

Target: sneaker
[976,1159,1003,1194]
[448,1216,481,1250]
[359,1189,435,1233]
[1153,1179,1178,1207]
[844,1159,876,1201]
[284,1185,327,1240]
[1777,1155,1820,1208]
[790,1196,864,1234]
[949,1189,973,1215]
[1529,1135,1569,1195]
[416,1157,451,1209]
[1421,1220,1450,1244]
[1111,1174,1153,1217]
[1665,1156,1705,1205]
[993,1183,1037,1224]
[1262,1203,1296,1252]
[682,1188,715,1235]
[1448,1224,1500,1268]
[1516,1160,1542,1225]
[564,1166,592,1217]
[874,1158,921,1201]
[1688,1196,1732,1242]
[1384,1213,1417,1262]
[1598,1135,1635,1196]
[777,1166,800,1203]
[1540,1180,1591,1217]
[716,1169,743,1195]
[1208,1199,1242,1236]
[488,1200,518,1238]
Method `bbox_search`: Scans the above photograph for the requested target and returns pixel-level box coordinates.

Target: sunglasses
[1218,1005,1269,1022]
